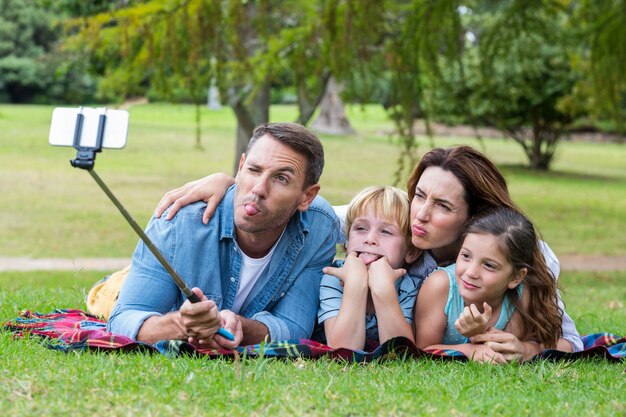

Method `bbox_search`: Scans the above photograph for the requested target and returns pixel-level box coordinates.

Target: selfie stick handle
[69,109,234,341]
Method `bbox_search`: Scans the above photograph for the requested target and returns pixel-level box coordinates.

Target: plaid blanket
[4,309,625,362]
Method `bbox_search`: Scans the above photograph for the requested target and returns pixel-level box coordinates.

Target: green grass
[0,270,624,417]
[1,103,625,257]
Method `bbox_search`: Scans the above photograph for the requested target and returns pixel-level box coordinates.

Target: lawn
[1,104,624,416]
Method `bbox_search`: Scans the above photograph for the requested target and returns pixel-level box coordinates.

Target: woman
[155,145,582,360]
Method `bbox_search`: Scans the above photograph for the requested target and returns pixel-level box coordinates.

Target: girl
[318,186,418,350]
[414,207,563,363]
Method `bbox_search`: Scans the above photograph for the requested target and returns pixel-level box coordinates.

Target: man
[107,123,339,349]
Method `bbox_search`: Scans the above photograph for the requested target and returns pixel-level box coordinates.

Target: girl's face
[410,166,469,262]
[346,209,407,269]
[455,232,523,307]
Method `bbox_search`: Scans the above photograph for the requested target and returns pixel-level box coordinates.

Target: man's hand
[179,287,222,343]
[469,327,539,362]
[194,309,243,350]
[455,302,492,338]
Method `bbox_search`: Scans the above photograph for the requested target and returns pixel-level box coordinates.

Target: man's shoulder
[161,201,210,222]
[307,195,337,219]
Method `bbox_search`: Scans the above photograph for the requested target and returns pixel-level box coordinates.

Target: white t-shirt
[231,234,282,314]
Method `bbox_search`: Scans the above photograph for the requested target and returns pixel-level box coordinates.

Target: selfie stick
[69,108,234,341]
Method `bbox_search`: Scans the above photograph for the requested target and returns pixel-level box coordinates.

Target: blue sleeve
[107,215,184,339]
[318,273,345,324]
[397,274,420,324]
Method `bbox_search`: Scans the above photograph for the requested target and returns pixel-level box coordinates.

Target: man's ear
[297,184,320,212]
[235,153,246,180]
[508,267,527,290]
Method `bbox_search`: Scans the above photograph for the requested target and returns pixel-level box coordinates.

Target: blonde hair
[345,186,411,245]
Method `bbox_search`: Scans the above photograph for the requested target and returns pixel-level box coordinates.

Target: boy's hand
[455,302,492,338]
[367,256,406,293]
[323,251,368,288]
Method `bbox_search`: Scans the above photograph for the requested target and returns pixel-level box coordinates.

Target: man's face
[234,134,319,236]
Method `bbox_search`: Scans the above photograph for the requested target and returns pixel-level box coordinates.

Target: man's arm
[108,207,218,341]
[240,317,270,345]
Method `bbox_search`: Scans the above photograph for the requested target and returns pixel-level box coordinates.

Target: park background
[1,1,625,416]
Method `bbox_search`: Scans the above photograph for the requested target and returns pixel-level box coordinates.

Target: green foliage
[428,1,582,170]
[0,0,55,102]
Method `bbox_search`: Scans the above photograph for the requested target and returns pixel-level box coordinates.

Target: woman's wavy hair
[406,146,520,219]
[466,207,563,348]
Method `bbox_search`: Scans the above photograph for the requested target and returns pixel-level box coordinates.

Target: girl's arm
[414,271,510,364]
[471,285,574,361]
[322,253,369,350]
[368,257,413,344]
[413,270,450,348]
[154,173,235,224]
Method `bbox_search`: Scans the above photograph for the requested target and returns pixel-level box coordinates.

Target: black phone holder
[70,109,105,171]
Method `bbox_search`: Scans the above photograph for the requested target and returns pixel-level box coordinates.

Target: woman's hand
[154,173,235,224]
[455,302,492,338]
[469,327,540,362]
[466,343,507,364]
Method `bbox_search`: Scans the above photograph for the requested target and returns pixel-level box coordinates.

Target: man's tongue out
[244,204,260,216]
[358,252,381,265]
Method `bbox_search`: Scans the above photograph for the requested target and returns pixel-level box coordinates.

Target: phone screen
[49,107,129,149]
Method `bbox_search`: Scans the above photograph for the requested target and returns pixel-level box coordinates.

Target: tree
[0,0,56,102]
[428,1,582,170]
[63,0,385,169]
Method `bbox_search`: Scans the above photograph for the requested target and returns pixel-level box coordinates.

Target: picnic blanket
[4,309,625,362]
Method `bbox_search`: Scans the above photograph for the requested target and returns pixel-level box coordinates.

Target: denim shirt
[107,185,339,341]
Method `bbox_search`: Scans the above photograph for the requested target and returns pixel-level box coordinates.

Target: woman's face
[410,166,469,263]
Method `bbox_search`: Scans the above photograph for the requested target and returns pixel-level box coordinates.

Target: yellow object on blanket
[86,264,130,320]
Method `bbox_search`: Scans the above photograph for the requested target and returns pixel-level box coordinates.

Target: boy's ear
[405,246,423,264]
[508,267,527,289]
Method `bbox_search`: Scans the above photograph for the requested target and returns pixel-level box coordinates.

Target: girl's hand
[455,302,492,338]
[323,252,368,288]
[469,327,537,362]
[154,173,235,224]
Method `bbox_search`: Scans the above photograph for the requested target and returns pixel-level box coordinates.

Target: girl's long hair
[466,208,563,348]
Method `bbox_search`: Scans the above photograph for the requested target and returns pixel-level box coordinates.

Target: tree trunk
[231,81,270,175]
[310,76,355,135]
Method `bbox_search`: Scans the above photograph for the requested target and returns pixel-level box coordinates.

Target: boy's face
[346,209,407,269]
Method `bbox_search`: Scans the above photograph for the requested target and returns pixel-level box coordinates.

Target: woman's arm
[154,173,235,224]
[539,241,583,351]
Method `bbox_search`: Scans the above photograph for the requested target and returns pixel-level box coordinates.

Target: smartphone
[49,107,129,149]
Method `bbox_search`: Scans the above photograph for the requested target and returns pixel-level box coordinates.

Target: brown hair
[406,146,519,218]
[248,123,324,188]
[466,207,562,348]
